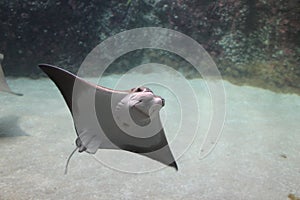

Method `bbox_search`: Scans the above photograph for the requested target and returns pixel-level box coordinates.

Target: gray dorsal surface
[39,64,178,172]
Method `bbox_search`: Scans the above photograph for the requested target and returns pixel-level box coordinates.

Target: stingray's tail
[64,146,78,175]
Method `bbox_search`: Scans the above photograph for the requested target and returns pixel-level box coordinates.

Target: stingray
[0,53,22,96]
[39,64,178,173]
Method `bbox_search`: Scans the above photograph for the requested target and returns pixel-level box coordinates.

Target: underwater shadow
[0,115,28,137]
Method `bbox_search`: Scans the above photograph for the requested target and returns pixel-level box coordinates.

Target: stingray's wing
[39,64,178,170]
[39,64,127,152]
[0,54,22,96]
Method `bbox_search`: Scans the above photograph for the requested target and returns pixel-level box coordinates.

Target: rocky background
[0,0,299,93]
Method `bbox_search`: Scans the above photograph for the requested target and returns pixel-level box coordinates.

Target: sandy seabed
[0,73,299,200]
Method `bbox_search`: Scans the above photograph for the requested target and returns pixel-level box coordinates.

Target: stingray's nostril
[161,98,165,106]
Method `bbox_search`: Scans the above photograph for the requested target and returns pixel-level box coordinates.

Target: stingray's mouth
[135,102,163,119]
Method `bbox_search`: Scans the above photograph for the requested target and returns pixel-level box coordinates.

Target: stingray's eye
[135,87,143,92]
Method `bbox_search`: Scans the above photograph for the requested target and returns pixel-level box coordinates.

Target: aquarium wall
[0,0,299,93]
